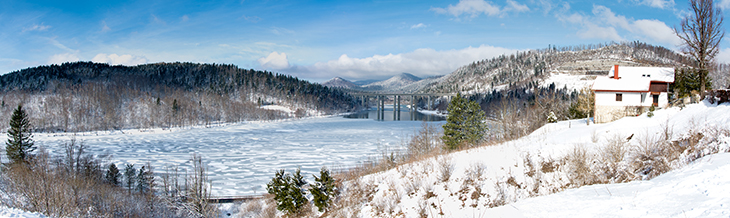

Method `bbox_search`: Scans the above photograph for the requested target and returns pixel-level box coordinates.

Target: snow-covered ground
[487,152,730,217]
[0,206,47,218]
[3,117,443,196]
[541,72,595,91]
[351,101,730,217]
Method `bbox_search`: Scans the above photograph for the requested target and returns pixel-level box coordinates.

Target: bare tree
[674,0,725,96]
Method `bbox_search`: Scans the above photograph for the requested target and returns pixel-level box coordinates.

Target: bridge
[348,93,460,121]
[206,195,265,203]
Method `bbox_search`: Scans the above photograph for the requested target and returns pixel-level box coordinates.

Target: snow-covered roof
[592,76,651,91]
[592,66,674,92]
[610,66,674,83]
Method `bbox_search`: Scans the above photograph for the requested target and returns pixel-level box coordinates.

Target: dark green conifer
[442,93,487,150]
[6,104,34,163]
[311,167,337,212]
[105,163,121,185]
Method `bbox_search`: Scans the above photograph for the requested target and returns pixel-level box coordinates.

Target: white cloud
[101,21,111,32]
[431,0,502,18]
[578,23,623,41]
[558,5,681,46]
[91,53,148,66]
[242,15,262,23]
[720,0,730,10]
[22,23,51,32]
[632,19,682,45]
[258,51,290,70]
[301,45,517,80]
[716,48,730,64]
[48,53,80,65]
[410,23,427,29]
[505,0,529,12]
[633,0,675,9]
[181,15,189,22]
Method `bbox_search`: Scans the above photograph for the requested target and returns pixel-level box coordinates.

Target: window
[616,93,623,101]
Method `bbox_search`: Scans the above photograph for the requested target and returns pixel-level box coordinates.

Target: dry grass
[437,156,455,182]
[596,134,632,182]
[0,146,193,218]
[566,145,594,186]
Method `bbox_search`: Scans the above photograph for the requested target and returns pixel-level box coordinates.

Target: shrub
[647,105,655,118]
[547,111,558,123]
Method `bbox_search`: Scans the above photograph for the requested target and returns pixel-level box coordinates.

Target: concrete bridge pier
[381,95,385,121]
[427,96,432,111]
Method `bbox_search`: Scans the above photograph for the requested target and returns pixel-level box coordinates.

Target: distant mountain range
[321,73,443,93]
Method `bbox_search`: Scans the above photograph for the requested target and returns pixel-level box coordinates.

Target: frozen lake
[27,115,444,196]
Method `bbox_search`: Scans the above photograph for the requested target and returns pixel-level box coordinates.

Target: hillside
[327,100,730,217]
[419,42,690,94]
[0,62,359,132]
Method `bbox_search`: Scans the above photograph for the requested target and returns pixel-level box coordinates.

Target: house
[591,65,674,123]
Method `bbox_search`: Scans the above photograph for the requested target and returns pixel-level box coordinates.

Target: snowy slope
[0,206,47,218]
[349,101,730,217]
[487,152,730,217]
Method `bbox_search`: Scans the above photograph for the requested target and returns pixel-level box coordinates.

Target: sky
[2,0,730,82]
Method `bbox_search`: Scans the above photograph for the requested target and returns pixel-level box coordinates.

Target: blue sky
[2,0,730,82]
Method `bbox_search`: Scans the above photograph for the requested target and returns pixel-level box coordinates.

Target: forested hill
[0,62,359,132]
[419,41,692,94]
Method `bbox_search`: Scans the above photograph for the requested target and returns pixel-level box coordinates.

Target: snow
[0,206,47,218]
[8,117,443,197]
[613,66,675,83]
[487,152,730,217]
[592,76,652,91]
[353,101,730,217]
[261,104,294,114]
[541,72,595,91]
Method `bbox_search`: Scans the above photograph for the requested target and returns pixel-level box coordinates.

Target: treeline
[421,41,692,94]
[0,62,359,132]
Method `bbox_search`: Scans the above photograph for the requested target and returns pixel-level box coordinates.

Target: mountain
[363,73,421,90]
[321,77,359,89]
[322,73,436,93]
[0,62,359,132]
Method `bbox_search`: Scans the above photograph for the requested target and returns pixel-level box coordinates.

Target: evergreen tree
[290,168,308,211]
[124,164,137,194]
[310,167,336,212]
[266,168,309,215]
[136,165,154,194]
[674,67,712,98]
[6,104,34,163]
[442,93,487,150]
[105,163,121,186]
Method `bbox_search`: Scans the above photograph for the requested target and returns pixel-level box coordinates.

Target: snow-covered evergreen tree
[311,167,337,212]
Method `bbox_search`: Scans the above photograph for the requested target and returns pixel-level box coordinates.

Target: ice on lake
[26,116,444,196]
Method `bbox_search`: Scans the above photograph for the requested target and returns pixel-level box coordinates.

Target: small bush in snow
[547,111,558,123]
[647,105,655,117]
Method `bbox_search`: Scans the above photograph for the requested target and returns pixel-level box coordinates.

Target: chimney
[613,65,619,79]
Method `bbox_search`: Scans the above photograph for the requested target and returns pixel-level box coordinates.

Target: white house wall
[594,91,669,123]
